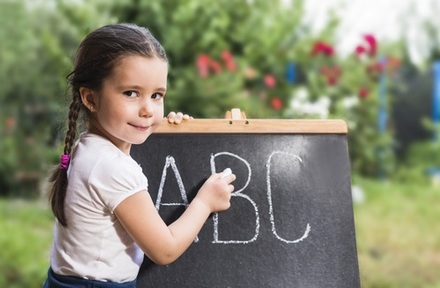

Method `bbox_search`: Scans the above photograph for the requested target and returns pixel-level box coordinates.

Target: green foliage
[0,199,53,288]
[0,0,411,196]
[110,0,306,118]
[393,122,440,184]
[108,0,401,177]
[0,0,114,197]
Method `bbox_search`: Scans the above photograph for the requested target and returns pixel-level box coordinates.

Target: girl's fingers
[175,112,184,123]
[167,111,177,123]
[167,111,192,124]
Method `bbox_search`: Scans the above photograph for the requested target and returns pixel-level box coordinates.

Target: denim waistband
[43,267,137,288]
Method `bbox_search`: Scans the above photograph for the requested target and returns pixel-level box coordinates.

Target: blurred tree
[0,0,113,197]
[0,0,406,195]
[108,0,400,176]
[109,0,305,118]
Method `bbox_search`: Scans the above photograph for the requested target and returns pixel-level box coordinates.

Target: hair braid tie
[59,154,71,170]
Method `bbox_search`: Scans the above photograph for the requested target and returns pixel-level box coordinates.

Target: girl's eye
[152,93,164,100]
[123,91,138,98]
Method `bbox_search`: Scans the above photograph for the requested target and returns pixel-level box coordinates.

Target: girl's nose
[139,99,153,118]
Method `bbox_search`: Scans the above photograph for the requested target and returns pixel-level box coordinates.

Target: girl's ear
[79,87,97,112]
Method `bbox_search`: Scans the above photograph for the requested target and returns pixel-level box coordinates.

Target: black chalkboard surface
[131,119,360,288]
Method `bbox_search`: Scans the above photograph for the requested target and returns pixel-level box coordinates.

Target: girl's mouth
[129,123,149,131]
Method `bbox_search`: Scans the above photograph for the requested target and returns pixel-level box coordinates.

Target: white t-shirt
[50,133,148,282]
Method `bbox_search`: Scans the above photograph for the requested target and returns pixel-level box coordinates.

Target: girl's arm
[114,171,235,265]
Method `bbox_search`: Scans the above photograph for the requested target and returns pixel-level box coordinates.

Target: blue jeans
[43,268,137,288]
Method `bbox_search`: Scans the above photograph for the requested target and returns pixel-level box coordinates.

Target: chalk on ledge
[221,168,232,179]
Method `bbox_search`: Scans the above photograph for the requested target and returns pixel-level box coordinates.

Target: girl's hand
[166,111,193,124]
[194,172,236,213]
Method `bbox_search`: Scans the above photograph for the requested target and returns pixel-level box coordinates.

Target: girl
[43,23,235,287]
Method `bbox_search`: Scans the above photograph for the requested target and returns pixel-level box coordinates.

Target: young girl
[43,23,235,287]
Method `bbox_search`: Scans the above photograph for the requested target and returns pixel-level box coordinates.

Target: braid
[48,92,83,227]
[64,94,83,155]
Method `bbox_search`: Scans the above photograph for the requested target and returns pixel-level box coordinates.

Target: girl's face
[86,55,168,154]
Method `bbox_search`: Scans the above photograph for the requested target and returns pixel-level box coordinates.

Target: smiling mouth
[129,123,150,131]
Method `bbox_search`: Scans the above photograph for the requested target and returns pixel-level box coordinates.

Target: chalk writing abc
[154,151,311,245]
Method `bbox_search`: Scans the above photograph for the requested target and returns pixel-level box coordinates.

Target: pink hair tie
[60,154,71,170]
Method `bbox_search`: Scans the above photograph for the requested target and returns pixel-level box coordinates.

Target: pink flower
[364,34,377,56]
[327,76,338,85]
[5,117,16,134]
[6,117,15,129]
[320,65,342,86]
[209,60,222,74]
[245,67,257,79]
[264,74,276,88]
[225,61,236,72]
[221,50,236,72]
[196,54,211,78]
[366,62,385,80]
[354,34,377,57]
[196,54,224,77]
[311,41,334,57]
[221,50,232,61]
[358,87,369,99]
[271,97,283,110]
[355,45,366,56]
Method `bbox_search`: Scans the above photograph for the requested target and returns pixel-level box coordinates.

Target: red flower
[264,74,276,88]
[364,34,377,56]
[225,61,236,72]
[221,50,232,61]
[366,62,385,79]
[311,41,334,57]
[209,60,222,74]
[196,54,211,78]
[271,97,283,110]
[354,34,377,57]
[358,87,369,99]
[5,117,16,133]
[355,45,366,56]
[320,65,342,85]
[221,50,236,72]
[327,76,338,85]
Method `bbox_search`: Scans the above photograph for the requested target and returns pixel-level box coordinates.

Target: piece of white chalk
[221,168,232,178]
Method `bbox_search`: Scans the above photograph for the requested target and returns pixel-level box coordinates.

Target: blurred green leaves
[109,0,308,118]
[0,0,114,196]
[0,0,409,196]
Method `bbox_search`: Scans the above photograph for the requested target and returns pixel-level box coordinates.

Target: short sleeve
[88,154,148,213]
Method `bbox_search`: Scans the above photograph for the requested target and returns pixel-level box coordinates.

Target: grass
[353,177,440,288]
[0,199,53,288]
[1,178,440,287]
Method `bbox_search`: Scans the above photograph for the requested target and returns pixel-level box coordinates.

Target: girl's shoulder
[75,132,143,174]
[79,134,147,190]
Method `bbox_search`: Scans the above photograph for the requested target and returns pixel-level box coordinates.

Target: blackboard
[131,119,360,288]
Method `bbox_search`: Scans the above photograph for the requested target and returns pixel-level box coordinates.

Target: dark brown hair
[49,23,167,226]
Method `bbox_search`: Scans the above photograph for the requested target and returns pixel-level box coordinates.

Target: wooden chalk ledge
[158,108,348,134]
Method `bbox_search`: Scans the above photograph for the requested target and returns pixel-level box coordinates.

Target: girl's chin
[131,135,152,145]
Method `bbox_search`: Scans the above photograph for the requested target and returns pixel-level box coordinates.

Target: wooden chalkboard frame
[155,118,348,134]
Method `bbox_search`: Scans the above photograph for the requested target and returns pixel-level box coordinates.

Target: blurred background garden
[1,0,440,287]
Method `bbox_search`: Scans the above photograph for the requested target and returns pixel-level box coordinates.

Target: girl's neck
[88,124,132,155]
